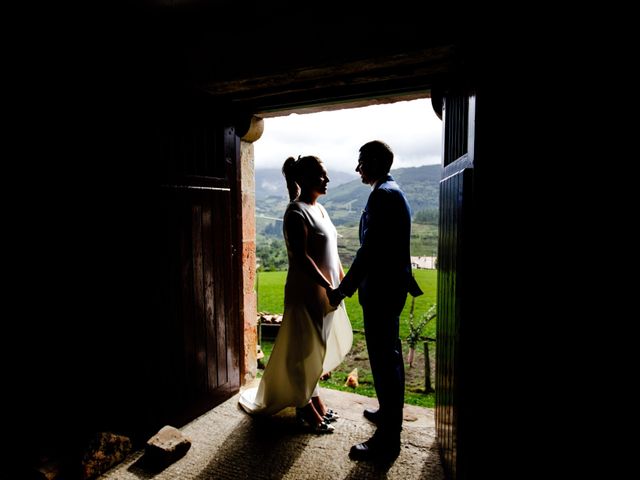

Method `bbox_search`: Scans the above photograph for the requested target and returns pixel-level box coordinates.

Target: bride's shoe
[296,408,335,434]
[323,408,339,423]
[308,420,335,433]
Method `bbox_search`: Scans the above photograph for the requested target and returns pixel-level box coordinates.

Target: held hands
[326,286,346,307]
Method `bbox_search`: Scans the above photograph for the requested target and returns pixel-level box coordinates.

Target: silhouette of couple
[240,140,421,462]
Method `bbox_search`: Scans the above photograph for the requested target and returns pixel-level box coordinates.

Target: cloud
[254,98,442,173]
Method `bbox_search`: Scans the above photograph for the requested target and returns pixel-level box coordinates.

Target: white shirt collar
[371,177,385,190]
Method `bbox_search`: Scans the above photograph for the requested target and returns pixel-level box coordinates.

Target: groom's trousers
[362,297,406,437]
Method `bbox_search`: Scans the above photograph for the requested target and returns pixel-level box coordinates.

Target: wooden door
[436,91,475,480]
[154,116,242,426]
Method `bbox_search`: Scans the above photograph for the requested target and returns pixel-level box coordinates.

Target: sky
[253,98,442,174]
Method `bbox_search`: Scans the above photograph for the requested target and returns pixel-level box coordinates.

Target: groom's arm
[339,188,391,297]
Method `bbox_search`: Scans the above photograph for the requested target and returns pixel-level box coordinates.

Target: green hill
[255,168,358,202]
[255,164,442,270]
[323,164,441,226]
[255,164,440,218]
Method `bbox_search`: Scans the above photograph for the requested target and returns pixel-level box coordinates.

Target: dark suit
[340,174,414,437]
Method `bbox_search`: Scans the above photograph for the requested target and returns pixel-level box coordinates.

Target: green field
[256,269,437,407]
[335,223,438,266]
[257,221,437,271]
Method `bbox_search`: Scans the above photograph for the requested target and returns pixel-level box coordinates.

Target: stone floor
[98,384,444,480]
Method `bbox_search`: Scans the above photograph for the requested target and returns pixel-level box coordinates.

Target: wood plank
[202,194,218,391]
[225,126,242,389]
[179,192,196,404]
[191,199,207,395]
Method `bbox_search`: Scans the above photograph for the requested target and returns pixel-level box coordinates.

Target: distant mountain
[255,168,358,201]
[392,164,441,214]
[322,164,442,225]
[254,164,442,227]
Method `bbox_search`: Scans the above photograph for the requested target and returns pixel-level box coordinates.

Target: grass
[256,269,437,408]
[335,222,438,266]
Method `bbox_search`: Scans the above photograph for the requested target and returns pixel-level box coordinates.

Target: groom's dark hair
[359,140,393,175]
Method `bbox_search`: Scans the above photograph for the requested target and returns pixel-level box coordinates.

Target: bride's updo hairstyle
[282,155,324,201]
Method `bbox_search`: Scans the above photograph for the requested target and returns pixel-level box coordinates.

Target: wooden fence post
[424,341,434,393]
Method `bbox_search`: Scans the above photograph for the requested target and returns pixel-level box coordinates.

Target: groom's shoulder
[378,178,403,195]
[376,174,396,189]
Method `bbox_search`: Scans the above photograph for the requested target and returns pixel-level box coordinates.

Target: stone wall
[239,117,263,383]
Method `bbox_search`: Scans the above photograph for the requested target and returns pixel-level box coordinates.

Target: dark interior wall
[15,112,158,459]
[12,9,176,465]
[11,3,283,463]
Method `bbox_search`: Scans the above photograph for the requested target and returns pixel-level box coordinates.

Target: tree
[406,300,436,367]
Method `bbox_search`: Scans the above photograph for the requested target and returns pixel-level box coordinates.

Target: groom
[328,140,421,462]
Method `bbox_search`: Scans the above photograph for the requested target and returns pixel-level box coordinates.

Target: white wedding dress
[239,201,352,415]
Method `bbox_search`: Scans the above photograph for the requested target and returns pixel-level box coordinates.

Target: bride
[239,155,352,433]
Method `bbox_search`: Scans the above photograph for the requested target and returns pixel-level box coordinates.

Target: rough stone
[81,432,132,480]
[144,425,192,468]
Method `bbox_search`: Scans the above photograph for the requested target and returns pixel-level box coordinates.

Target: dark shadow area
[126,455,167,479]
[125,446,190,479]
[343,459,392,480]
[194,412,305,479]
[420,442,446,479]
